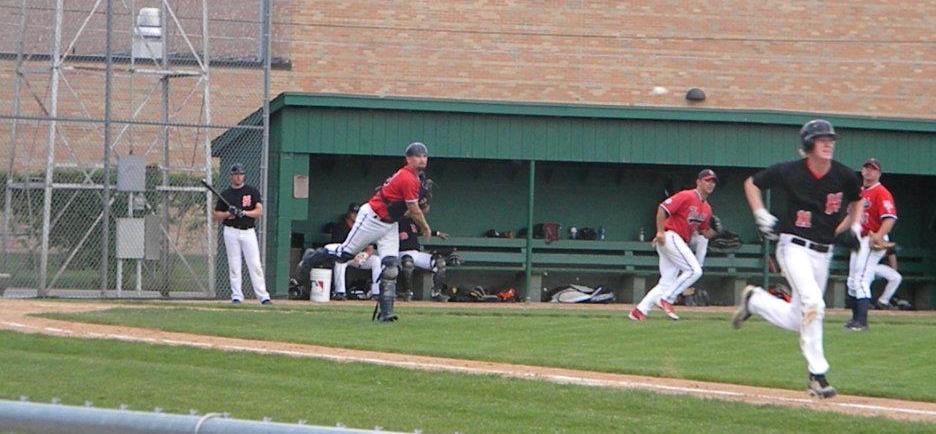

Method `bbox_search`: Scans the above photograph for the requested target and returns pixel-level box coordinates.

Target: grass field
[41,303,936,403]
[1,330,933,434]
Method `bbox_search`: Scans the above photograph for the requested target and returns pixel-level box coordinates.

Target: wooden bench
[828,246,936,309]
[291,222,935,308]
[527,240,776,303]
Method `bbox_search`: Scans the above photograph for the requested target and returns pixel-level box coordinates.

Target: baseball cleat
[261,299,272,305]
[656,299,679,320]
[875,300,895,310]
[332,292,347,301]
[231,299,242,305]
[732,285,757,329]
[807,374,837,399]
[628,308,647,321]
[844,321,868,331]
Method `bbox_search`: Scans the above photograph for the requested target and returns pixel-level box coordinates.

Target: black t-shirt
[214,184,262,229]
[398,216,421,252]
[752,159,860,244]
[330,218,352,243]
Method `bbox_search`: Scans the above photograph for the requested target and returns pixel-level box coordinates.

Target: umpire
[212,163,272,305]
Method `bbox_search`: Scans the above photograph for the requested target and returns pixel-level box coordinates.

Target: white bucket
[309,268,332,302]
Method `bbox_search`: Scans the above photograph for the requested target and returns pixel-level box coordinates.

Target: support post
[523,160,537,302]
[39,0,65,297]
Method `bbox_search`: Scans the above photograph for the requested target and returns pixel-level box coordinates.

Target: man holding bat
[211,163,272,305]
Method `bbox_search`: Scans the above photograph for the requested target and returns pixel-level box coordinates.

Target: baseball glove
[871,239,896,251]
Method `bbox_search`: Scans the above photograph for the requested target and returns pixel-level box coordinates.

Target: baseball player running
[629,169,719,321]
[845,158,897,330]
[212,163,272,305]
[297,142,432,322]
[733,119,862,398]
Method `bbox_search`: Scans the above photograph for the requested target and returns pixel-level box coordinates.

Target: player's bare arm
[702,228,719,239]
[872,217,897,244]
[835,200,864,235]
[212,209,233,221]
[406,202,432,241]
[743,177,764,213]
[652,207,667,246]
[243,202,263,219]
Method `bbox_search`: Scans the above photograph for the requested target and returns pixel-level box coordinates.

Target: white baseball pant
[324,203,400,263]
[874,264,902,305]
[222,226,271,302]
[747,234,832,375]
[663,232,708,303]
[400,250,435,271]
[636,231,703,315]
[847,236,888,299]
[333,254,381,295]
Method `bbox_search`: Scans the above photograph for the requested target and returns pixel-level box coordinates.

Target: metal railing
[0,399,412,434]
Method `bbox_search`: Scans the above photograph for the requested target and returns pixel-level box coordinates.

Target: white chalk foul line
[837,402,936,417]
[2,321,31,329]
[43,327,72,334]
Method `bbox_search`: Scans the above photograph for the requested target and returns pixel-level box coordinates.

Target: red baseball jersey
[660,189,712,243]
[368,165,421,222]
[860,183,897,236]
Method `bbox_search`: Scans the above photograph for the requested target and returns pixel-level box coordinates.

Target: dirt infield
[1,299,934,424]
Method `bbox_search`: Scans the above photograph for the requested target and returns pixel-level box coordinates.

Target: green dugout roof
[215,92,936,175]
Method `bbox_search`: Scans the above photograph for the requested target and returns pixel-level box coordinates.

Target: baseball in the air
[652,86,669,96]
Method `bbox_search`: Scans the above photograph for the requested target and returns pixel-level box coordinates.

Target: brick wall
[3,1,934,170]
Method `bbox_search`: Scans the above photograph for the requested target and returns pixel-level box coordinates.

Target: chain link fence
[1,0,271,299]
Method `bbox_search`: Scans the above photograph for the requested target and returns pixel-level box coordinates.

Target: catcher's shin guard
[431,254,447,292]
[374,256,400,322]
[400,254,415,294]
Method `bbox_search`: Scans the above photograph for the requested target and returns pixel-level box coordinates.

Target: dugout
[213,92,936,308]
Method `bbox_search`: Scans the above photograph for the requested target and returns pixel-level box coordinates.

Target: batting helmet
[405,142,428,157]
[800,119,838,152]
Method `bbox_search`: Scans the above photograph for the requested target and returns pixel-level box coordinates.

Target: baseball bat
[200,179,234,209]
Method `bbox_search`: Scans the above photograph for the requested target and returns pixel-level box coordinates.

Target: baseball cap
[405,142,428,157]
[863,158,881,171]
[697,169,718,181]
[347,202,361,213]
[229,163,246,174]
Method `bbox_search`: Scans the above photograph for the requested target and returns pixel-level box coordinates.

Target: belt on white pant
[788,236,831,254]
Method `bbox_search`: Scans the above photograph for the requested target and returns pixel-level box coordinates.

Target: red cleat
[628,308,647,321]
[656,299,680,320]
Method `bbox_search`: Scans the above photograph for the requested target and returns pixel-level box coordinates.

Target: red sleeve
[880,189,897,219]
[659,191,687,216]
[402,173,420,202]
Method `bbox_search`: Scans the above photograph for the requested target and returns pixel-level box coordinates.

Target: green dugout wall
[213,93,936,299]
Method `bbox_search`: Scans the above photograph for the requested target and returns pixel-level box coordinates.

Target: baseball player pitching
[630,169,719,321]
[733,119,862,398]
[212,163,272,305]
[297,142,432,322]
[844,158,897,331]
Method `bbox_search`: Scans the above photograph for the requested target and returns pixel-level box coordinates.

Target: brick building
[2,0,934,169]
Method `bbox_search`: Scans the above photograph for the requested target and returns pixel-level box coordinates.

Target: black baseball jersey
[215,184,262,229]
[331,219,352,243]
[752,159,860,244]
[398,216,421,252]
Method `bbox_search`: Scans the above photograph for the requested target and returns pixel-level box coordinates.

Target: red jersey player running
[297,142,432,322]
[630,169,719,321]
